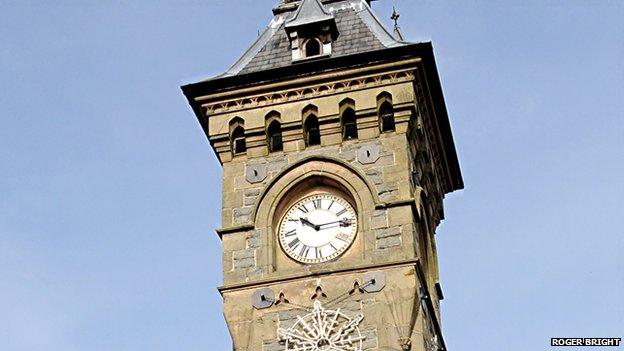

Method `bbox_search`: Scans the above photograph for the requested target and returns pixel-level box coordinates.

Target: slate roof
[219,0,406,78]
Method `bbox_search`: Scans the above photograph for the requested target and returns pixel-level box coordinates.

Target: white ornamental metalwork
[277,300,365,351]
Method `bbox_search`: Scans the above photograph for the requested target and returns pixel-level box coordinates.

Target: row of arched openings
[229,93,395,155]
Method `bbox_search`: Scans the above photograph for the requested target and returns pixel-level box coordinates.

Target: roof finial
[391,6,404,41]
[391,6,400,28]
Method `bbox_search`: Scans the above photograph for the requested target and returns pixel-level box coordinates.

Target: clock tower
[182,1,463,350]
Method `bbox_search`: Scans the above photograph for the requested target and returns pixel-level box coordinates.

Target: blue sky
[1,1,622,350]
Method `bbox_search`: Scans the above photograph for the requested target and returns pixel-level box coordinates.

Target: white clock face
[278,193,357,264]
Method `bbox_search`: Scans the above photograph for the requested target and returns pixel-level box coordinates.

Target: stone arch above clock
[255,158,376,275]
[253,156,379,227]
[218,132,424,286]
[218,150,426,285]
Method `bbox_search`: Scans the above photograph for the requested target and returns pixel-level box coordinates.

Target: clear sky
[1,1,622,350]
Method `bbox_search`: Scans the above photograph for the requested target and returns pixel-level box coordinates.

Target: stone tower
[181,1,463,350]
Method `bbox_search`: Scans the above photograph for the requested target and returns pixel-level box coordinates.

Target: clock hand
[300,217,320,231]
[318,223,349,231]
[318,218,352,228]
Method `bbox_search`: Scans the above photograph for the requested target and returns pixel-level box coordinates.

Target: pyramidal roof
[285,0,334,28]
[219,0,407,78]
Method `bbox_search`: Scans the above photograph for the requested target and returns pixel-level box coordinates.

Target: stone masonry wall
[220,133,416,284]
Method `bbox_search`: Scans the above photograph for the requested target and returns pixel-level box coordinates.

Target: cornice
[198,62,419,117]
[209,72,414,116]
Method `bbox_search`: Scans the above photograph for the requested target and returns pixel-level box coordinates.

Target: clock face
[278,193,357,264]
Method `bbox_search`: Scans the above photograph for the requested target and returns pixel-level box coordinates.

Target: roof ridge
[222,15,287,77]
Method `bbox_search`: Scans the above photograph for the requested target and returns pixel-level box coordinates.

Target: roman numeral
[315,247,323,259]
[299,205,309,213]
[284,229,296,237]
[288,237,300,249]
[336,208,347,216]
[336,232,349,242]
[299,245,310,257]
[330,243,339,251]
[327,201,334,210]
[313,199,322,209]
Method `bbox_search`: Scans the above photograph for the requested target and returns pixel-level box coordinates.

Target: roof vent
[284,0,338,62]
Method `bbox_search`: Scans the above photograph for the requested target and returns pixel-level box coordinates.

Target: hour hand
[300,217,320,231]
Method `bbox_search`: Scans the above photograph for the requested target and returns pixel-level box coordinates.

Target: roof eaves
[185,43,423,96]
[182,43,463,191]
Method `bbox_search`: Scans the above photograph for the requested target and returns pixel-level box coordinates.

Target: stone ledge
[218,258,419,294]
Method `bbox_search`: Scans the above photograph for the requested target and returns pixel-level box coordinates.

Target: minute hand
[318,219,352,228]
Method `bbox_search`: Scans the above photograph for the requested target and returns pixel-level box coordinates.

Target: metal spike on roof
[391,6,405,41]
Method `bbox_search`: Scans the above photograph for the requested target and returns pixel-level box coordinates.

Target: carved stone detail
[362,271,386,293]
[246,163,268,183]
[251,288,274,309]
[203,71,415,115]
[278,300,365,351]
[357,144,381,164]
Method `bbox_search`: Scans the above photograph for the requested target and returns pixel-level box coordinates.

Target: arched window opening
[267,120,283,152]
[304,114,321,146]
[341,108,358,140]
[305,38,321,57]
[379,101,395,132]
[229,117,246,155]
[231,126,246,154]
[377,92,395,133]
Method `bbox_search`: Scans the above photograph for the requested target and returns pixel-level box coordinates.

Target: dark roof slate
[240,5,384,74]
[240,24,292,74]
[221,0,406,78]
